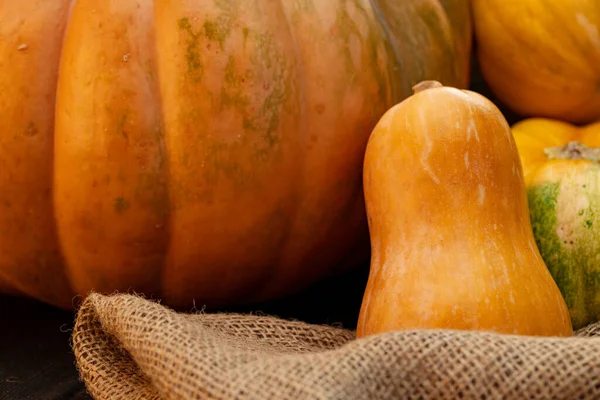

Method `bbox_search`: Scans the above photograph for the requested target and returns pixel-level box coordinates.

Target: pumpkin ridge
[0,0,77,308]
[368,0,403,101]
[229,0,307,300]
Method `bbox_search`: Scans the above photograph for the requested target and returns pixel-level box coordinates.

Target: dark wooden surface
[0,295,90,400]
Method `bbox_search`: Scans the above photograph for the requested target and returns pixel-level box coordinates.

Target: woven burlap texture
[72,292,600,400]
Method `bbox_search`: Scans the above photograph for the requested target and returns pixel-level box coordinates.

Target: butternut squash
[356,81,573,338]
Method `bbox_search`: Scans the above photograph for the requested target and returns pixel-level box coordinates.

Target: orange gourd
[512,118,600,330]
[471,0,600,124]
[356,81,573,338]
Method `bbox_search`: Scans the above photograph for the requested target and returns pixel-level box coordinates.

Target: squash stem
[412,80,443,94]
[544,141,600,162]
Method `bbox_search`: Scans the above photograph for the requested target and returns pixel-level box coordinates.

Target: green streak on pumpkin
[177,18,204,82]
[183,12,290,193]
[335,4,362,86]
[242,26,250,44]
[204,0,241,49]
[418,5,457,83]
[363,5,397,107]
[528,180,600,329]
[292,0,313,14]
[178,1,241,79]
[221,32,289,154]
[203,17,232,49]
[203,142,248,187]
[133,122,170,221]
[224,56,239,86]
[245,28,290,152]
[221,56,250,110]
[287,0,317,34]
[334,1,396,109]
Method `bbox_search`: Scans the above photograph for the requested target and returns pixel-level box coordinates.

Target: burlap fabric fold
[72,292,600,400]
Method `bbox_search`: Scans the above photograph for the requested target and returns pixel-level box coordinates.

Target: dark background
[0,294,89,400]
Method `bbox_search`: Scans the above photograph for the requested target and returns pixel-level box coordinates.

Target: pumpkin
[356,81,573,338]
[512,118,600,329]
[471,0,600,124]
[0,0,472,309]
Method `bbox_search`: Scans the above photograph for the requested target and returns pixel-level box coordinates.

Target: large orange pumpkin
[0,0,471,309]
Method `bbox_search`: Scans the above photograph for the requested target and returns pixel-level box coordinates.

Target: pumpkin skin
[0,0,472,309]
[512,118,600,329]
[356,81,573,338]
[471,0,600,124]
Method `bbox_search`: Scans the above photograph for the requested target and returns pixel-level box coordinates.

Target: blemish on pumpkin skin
[23,121,38,137]
[113,197,130,214]
[315,104,325,114]
[117,114,129,140]
[242,27,250,44]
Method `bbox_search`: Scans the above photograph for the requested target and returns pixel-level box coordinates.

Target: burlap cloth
[71,292,600,400]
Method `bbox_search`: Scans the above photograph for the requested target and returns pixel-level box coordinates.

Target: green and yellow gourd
[513,118,600,329]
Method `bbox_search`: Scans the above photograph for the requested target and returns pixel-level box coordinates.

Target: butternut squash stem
[544,141,600,162]
[412,80,443,94]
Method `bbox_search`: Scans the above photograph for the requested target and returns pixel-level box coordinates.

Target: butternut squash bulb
[0,0,472,309]
[356,81,573,338]
[512,118,600,330]
[471,0,600,124]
